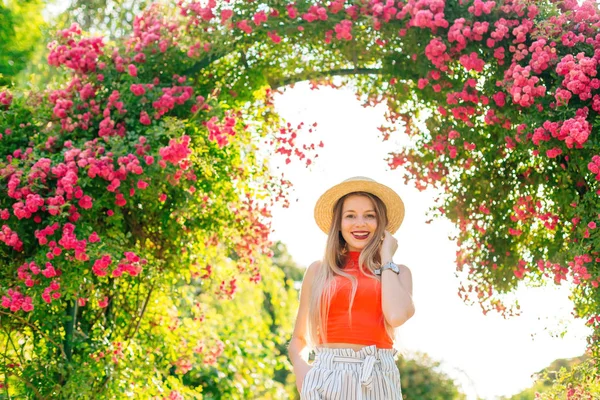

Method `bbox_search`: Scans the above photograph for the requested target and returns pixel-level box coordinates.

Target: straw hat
[314,176,405,234]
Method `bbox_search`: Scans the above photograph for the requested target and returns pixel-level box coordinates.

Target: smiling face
[340,194,378,252]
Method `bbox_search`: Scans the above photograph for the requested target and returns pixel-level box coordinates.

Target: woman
[288,176,415,399]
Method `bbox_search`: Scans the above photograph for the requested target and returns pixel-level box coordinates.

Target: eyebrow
[343,209,376,213]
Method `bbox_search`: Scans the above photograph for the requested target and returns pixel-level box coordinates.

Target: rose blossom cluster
[335,20,353,40]
[556,53,599,102]
[445,79,482,105]
[504,64,546,107]
[12,194,45,220]
[302,5,328,22]
[537,260,569,284]
[528,38,558,74]
[1,289,34,312]
[568,254,592,285]
[0,91,12,107]
[488,18,512,46]
[127,3,177,53]
[47,23,104,74]
[402,0,448,31]
[587,155,600,182]
[509,195,536,222]
[531,120,558,145]
[152,86,194,119]
[368,0,397,23]
[18,262,40,287]
[448,19,489,52]
[425,38,451,71]
[556,108,591,149]
[48,223,89,262]
[0,225,23,251]
[181,0,217,23]
[42,280,61,304]
[511,18,533,44]
[205,115,237,148]
[459,52,486,72]
[112,252,145,277]
[92,255,113,277]
[468,0,496,16]
[159,135,192,166]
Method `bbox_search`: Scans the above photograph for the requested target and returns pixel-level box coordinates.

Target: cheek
[340,220,351,234]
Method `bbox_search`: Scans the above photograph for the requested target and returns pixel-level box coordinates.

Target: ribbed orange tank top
[319,251,393,349]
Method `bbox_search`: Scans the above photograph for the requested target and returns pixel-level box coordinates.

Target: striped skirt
[300,345,402,400]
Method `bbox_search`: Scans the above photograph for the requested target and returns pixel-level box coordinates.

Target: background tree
[397,351,467,400]
[505,354,597,400]
[53,0,151,37]
[271,240,305,285]
[0,0,45,86]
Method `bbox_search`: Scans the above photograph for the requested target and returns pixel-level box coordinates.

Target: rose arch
[0,0,599,397]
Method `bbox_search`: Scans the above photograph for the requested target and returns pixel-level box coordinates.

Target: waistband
[312,345,398,390]
[313,345,397,369]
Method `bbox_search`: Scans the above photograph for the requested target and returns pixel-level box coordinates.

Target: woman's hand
[295,363,313,394]
[380,230,398,264]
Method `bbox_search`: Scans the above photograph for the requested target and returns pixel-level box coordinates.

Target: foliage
[534,358,600,400]
[0,7,294,396]
[397,351,466,400]
[52,0,152,38]
[505,355,598,400]
[1,0,600,397]
[0,0,45,86]
[271,240,305,284]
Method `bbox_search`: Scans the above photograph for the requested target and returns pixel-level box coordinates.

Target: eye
[366,214,376,219]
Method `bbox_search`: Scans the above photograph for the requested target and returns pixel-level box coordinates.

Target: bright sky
[268,83,591,400]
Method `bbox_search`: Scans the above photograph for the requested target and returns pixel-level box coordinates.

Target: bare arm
[380,231,415,328]
[381,263,414,327]
[288,260,320,390]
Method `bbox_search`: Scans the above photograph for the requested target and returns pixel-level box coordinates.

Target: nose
[354,216,368,226]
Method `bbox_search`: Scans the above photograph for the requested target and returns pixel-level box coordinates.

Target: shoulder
[305,260,322,278]
[304,259,324,280]
[300,260,322,292]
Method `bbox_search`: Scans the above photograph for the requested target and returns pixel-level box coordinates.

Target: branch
[271,68,384,89]
[8,372,44,400]
[131,283,155,340]
[0,310,67,360]
[123,282,155,342]
[182,50,229,77]
[63,301,77,362]
[0,350,44,399]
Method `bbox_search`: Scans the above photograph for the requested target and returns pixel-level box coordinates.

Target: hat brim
[314,177,405,235]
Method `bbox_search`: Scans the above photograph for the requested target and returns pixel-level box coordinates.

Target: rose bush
[1,0,600,397]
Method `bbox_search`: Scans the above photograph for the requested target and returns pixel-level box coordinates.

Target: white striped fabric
[300,345,402,400]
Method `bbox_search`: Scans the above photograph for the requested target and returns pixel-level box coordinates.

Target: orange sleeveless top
[319,251,393,349]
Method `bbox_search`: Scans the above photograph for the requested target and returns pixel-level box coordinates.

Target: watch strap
[374,261,400,275]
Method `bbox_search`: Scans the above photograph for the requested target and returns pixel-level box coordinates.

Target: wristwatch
[374,261,400,275]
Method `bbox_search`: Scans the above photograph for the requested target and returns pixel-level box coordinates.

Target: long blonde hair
[307,192,395,347]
